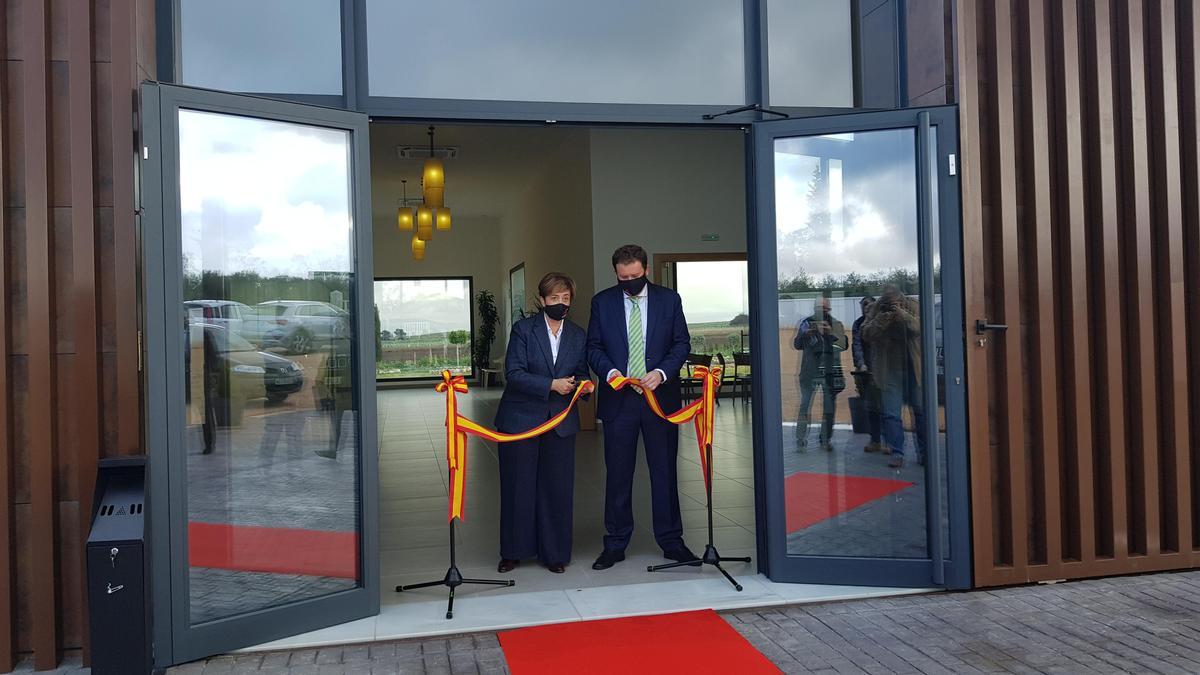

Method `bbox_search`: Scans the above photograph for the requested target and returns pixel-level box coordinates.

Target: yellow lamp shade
[423,158,445,207]
[411,233,426,258]
[397,206,414,231]
[423,186,444,208]
[422,158,445,188]
[416,205,434,241]
[413,247,426,261]
[436,206,452,231]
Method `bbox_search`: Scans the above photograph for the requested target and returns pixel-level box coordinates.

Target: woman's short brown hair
[538,272,576,301]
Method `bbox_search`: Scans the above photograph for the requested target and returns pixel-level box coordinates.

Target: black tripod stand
[396,517,514,619]
[647,443,751,591]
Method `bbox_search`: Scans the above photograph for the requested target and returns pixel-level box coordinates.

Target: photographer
[792,296,848,452]
[862,285,926,468]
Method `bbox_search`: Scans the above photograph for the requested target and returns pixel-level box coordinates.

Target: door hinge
[947,153,957,176]
[137,330,143,372]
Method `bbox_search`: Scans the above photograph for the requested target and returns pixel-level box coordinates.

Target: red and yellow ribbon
[437,370,596,522]
[607,366,723,489]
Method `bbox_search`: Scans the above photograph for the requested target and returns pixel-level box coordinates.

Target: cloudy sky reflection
[178,109,354,280]
[773,129,919,281]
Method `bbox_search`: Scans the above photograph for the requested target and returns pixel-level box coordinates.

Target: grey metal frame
[141,82,379,667]
[155,0,889,124]
[748,105,970,589]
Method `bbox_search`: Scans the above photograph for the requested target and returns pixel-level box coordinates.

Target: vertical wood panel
[987,0,1029,575]
[0,1,15,669]
[1181,0,1200,554]
[1115,0,1160,557]
[1085,0,1130,562]
[1018,0,1062,570]
[68,0,99,662]
[956,0,1002,584]
[1050,0,1096,564]
[22,0,60,668]
[1147,0,1191,558]
[110,0,139,456]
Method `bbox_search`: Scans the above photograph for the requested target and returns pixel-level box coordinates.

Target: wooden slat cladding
[0,0,149,667]
[957,0,1200,584]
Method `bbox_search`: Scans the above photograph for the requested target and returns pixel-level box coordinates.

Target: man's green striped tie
[628,296,646,378]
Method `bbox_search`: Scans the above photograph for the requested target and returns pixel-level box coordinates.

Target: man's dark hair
[611,244,649,270]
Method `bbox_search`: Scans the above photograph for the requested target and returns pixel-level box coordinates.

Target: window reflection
[179,0,342,95]
[767,0,854,108]
[774,128,938,559]
[178,109,360,624]
[365,0,745,105]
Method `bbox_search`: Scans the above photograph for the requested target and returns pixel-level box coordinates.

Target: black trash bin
[86,456,152,675]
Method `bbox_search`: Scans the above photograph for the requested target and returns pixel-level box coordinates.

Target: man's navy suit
[494,312,589,565]
[586,282,691,553]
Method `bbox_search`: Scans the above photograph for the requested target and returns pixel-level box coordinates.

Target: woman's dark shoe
[887,454,904,469]
[547,563,566,574]
[497,559,520,573]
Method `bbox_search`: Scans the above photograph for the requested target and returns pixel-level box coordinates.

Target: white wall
[588,128,747,292]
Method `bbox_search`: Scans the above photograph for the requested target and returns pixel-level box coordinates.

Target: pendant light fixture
[436,206,452,231]
[412,232,426,260]
[396,179,414,231]
[422,126,445,208]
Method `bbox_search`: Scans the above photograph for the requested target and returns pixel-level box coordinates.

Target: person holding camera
[862,285,926,468]
[793,296,848,452]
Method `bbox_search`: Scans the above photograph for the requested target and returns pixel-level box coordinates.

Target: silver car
[243,300,350,354]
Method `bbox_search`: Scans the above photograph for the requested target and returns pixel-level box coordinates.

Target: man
[862,285,926,468]
[792,296,847,452]
[586,244,697,570]
[851,296,884,453]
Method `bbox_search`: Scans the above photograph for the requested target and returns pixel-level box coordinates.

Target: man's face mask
[618,276,648,296]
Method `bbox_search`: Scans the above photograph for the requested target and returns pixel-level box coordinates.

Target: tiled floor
[242,387,928,652]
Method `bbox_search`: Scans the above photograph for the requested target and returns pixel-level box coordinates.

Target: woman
[494,272,590,574]
[862,285,925,468]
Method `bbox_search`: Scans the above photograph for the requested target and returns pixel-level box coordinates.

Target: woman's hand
[551,376,576,395]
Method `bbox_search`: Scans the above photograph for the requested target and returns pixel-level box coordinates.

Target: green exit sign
[701,234,720,242]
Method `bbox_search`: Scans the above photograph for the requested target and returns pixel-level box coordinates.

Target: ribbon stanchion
[611,365,751,591]
[397,370,595,619]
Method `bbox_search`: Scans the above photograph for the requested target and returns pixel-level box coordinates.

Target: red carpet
[784,472,913,533]
[188,522,358,579]
[498,610,779,674]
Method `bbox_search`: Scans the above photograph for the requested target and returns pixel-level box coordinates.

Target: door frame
[141,82,379,667]
[747,105,971,589]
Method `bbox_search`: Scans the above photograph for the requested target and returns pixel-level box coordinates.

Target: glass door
[141,83,378,665]
[751,107,969,588]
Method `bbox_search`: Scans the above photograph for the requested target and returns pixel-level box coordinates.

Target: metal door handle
[975,320,1008,335]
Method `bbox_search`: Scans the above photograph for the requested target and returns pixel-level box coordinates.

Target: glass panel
[365,0,745,105]
[767,0,854,108]
[509,265,526,326]
[178,109,359,624]
[773,128,931,558]
[676,260,751,362]
[179,0,342,95]
[375,279,474,380]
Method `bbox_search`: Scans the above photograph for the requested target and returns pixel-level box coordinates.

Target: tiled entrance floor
[242,387,926,651]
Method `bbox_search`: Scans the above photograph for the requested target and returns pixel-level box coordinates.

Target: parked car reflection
[242,300,351,354]
[186,322,305,421]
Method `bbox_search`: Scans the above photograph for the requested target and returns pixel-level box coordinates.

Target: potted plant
[473,290,499,371]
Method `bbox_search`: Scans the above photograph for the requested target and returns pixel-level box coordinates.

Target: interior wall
[499,133,595,336]
[588,128,748,294]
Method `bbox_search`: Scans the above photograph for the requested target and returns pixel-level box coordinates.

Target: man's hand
[639,370,665,391]
[551,377,576,396]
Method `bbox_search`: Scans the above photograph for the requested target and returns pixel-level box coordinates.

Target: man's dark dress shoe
[592,550,626,570]
[664,546,702,566]
[498,559,519,573]
[547,563,566,574]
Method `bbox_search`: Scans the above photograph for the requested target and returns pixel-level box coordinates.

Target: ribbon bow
[438,370,595,522]
[608,365,723,488]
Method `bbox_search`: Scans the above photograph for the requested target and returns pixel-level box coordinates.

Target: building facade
[0,0,1198,670]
